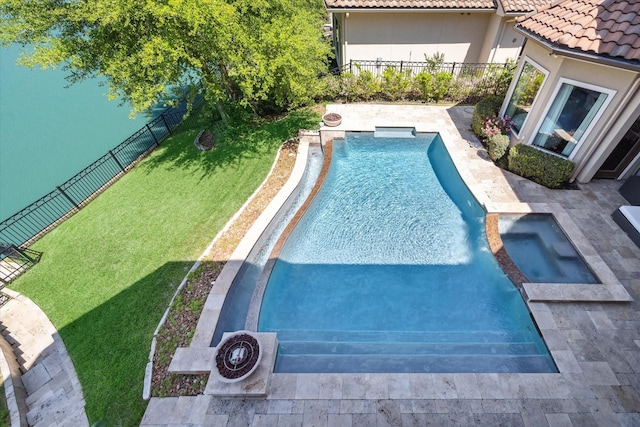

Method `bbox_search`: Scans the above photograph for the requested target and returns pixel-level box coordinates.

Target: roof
[324,0,497,10]
[515,0,640,64]
[500,0,551,13]
[324,0,552,13]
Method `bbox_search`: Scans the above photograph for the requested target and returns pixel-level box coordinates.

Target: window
[504,60,546,135]
[532,80,614,158]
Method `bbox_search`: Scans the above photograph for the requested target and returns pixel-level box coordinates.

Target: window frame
[530,77,616,160]
[501,57,548,138]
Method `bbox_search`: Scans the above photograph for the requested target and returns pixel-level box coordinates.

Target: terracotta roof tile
[516,0,640,64]
[324,0,497,9]
[499,0,552,13]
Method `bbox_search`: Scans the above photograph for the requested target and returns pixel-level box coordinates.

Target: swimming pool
[258,132,556,373]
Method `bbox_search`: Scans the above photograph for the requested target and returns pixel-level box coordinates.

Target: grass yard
[9,107,320,426]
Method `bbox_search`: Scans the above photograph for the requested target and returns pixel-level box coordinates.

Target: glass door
[595,116,640,179]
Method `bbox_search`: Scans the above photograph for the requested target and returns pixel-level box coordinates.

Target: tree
[0,0,332,118]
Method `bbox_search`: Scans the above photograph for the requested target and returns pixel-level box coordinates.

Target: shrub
[508,144,575,189]
[381,67,412,101]
[356,69,381,101]
[340,70,379,101]
[484,61,516,98]
[483,115,514,139]
[424,52,445,73]
[472,96,503,136]
[340,72,358,100]
[415,71,453,103]
[487,133,510,162]
[315,74,342,101]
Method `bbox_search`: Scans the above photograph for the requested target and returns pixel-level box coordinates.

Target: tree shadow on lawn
[141,108,320,179]
[58,260,194,426]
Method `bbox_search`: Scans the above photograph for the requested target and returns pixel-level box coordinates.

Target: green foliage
[487,133,510,162]
[508,144,576,189]
[326,60,513,105]
[472,96,503,137]
[415,71,452,102]
[489,60,517,98]
[381,67,412,101]
[356,69,381,101]
[340,67,380,101]
[316,74,342,101]
[0,0,331,117]
[424,52,445,73]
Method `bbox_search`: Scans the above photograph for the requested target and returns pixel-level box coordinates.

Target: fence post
[349,59,353,74]
[451,62,456,74]
[146,123,159,145]
[400,61,403,72]
[109,150,126,172]
[161,113,172,135]
[56,186,81,210]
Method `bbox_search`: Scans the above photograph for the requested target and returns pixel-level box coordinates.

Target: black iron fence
[335,59,512,78]
[0,98,201,248]
[0,244,42,285]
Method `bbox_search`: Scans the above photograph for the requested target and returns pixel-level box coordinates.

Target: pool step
[274,353,557,374]
[272,329,539,345]
[270,329,557,373]
[278,340,542,356]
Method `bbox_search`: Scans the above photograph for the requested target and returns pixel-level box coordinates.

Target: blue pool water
[499,214,598,284]
[258,133,556,373]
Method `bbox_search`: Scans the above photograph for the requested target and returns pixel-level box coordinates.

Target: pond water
[0,46,149,220]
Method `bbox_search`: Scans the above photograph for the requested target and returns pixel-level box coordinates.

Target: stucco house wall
[334,11,495,65]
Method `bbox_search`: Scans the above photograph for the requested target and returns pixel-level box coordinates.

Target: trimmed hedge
[508,144,575,189]
[487,133,510,161]
[472,96,503,137]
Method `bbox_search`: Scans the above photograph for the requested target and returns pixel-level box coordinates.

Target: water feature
[211,144,324,345]
[0,45,149,220]
[258,132,556,373]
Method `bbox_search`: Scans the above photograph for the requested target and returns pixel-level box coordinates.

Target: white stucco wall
[506,42,640,182]
[337,11,495,64]
[477,16,525,64]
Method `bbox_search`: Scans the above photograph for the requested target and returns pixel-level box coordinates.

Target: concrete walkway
[0,288,89,427]
[141,104,640,426]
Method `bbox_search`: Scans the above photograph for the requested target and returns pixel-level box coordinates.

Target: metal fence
[334,59,513,78]
[0,98,201,248]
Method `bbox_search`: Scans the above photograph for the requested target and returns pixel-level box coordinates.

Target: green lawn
[9,108,320,426]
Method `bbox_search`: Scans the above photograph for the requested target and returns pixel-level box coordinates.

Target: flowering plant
[482,115,514,139]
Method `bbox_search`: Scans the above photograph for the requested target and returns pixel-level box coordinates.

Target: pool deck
[138,104,640,426]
